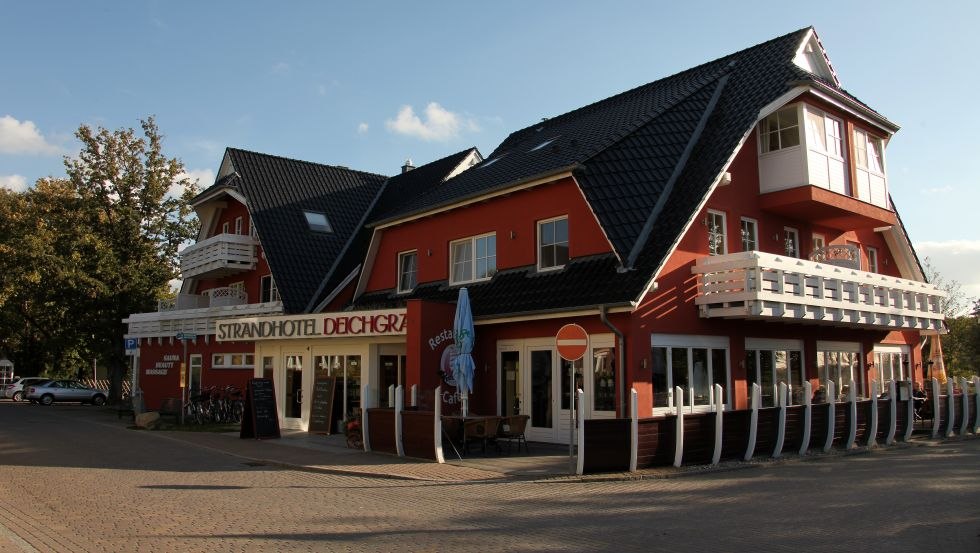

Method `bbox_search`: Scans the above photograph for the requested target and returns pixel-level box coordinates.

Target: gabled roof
[308,148,481,312]
[221,148,387,313]
[351,27,907,318]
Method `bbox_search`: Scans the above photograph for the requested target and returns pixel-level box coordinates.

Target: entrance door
[284,354,304,425]
[378,354,406,407]
[527,347,557,442]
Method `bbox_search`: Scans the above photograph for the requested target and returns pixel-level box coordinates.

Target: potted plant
[344,413,362,449]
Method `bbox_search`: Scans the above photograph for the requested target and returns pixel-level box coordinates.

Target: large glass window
[313,354,361,419]
[874,348,907,390]
[745,344,804,407]
[805,108,844,158]
[854,130,885,174]
[818,347,861,400]
[538,216,569,270]
[707,211,727,256]
[592,347,616,412]
[450,234,496,284]
[397,251,417,293]
[651,335,729,412]
[760,106,801,153]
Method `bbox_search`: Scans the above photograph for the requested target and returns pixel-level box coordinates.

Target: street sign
[124,338,139,356]
[176,332,197,341]
[556,324,589,361]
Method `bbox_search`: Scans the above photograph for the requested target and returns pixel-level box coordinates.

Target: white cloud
[0,115,60,155]
[357,122,369,134]
[915,239,980,303]
[172,168,215,198]
[317,84,328,96]
[271,62,290,75]
[385,102,479,141]
[0,174,28,192]
[921,185,953,195]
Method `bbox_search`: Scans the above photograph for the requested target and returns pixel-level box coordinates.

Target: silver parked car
[3,377,51,402]
[25,380,107,406]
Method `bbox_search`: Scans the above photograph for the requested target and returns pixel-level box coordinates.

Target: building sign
[146,354,179,376]
[216,309,408,342]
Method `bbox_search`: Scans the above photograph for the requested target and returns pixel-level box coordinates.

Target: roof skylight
[530,137,559,152]
[303,210,332,233]
[479,153,507,169]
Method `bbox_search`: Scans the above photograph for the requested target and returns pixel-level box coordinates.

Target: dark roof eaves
[792,78,900,133]
[367,163,581,229]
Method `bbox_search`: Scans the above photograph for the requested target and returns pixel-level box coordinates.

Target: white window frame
[783,227,800,258]
[812,233,825,257]
[744,338,805,407]
[234,216,243,235]
[651,334,731,415]
[397,250,418,294]
[212,353,256,369]
[817,341,864,399]
[759,105,802,154]
[805,107,845,160]
[259,274,280,303]
[854,129,885,176]
[249,218,258,239]
[537,216,569,271]
[740,217,758,252]
[866,246,879,273]
[229,281,245,292]
[221,222,230,234]
[873,345,908,389]
[706,210,727,256]
[449,233,496,285]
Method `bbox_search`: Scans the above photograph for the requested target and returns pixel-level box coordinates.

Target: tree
[0,118,199,394]
[63,117,200,399]
[921,256,969,318]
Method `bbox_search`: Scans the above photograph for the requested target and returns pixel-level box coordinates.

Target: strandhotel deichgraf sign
[216,309,407,342]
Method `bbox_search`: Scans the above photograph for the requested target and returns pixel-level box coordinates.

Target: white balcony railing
[692,251,945,331]
[125,299,283,339]
[179,233,258,279]
[157,287,248,312]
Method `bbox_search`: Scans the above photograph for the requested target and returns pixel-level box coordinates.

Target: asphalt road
[1,401,978,552]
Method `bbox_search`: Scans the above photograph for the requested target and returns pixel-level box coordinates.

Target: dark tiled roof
[226,148,387,313]
[308,148,479,311]
[353,27,864,318]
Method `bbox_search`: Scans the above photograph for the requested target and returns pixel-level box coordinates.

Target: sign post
[557,323,588,474]
[176,333,196,425]
[124,338,142,414]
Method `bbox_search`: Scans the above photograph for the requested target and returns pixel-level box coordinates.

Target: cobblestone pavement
[1,402,978,552]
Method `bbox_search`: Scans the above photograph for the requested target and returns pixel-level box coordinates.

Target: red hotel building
[125,27,944,441]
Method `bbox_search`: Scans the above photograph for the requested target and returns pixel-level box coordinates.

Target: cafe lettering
[216,309,408,342]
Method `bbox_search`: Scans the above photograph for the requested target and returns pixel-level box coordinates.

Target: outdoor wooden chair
[499,414,530,454]
[463,416,500,455]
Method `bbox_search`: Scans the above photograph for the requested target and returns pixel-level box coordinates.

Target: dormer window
[538,216,569,271]
[303,211,332,233]
[760,107,800,153]
[854,130,884,175]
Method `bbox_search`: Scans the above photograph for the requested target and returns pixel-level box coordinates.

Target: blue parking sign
[124,338,138,355]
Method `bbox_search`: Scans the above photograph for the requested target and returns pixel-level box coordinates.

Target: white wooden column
[800,381,812,456]
[387,384,395,408]
[630,389,638,472]
[959,377,970,436]
[773,383,787,459]
[410,384,418,408]
[576,389,586,475]
[867,380,879,448]
[744,384,760,461]
[974,376,980,434]
[673,386,685,468]
[845,384,857,450]
[395,385,405,457]
[931,378,941,439]
[712,384,723,466]
[903,380,914,442]
[824,381,836,452]
[434,385,445,463]
[885,380,897,445]
[945,379,955,438]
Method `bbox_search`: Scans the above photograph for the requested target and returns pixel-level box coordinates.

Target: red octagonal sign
[556,324,589,361]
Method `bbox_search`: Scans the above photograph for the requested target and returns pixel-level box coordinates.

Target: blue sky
[2,1,978,304]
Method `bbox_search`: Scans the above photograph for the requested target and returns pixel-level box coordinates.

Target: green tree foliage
[0,118,199,393]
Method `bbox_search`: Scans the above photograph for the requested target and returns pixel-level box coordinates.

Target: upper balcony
[180,233,258,280]
[757,103,894,230]
[692,251,945,332]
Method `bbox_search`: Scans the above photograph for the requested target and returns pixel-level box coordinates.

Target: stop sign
[556,324,588,361]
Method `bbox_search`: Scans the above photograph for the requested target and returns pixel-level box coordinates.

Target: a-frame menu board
[240,378,281,439]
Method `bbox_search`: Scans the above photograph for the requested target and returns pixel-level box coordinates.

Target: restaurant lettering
[216,309,408,342]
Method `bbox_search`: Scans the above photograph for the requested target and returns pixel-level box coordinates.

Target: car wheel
[92,395,106,406]
[40,394,54,406]
[12,391,22,401]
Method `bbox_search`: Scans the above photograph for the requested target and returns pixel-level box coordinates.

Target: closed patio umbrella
[451,287,475,416]
[929,333,948,385]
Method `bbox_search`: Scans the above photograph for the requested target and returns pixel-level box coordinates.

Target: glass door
[284,354,304,421]
[591,346,616,417]
[499,350,520,417]
[378,354,406,407]
[527,348,555,442]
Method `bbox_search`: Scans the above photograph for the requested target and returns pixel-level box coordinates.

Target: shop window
[212,354,255,369]
[745,346,804,407]
[817,345,862,400]
[538,216,569,271]
[450,233,496,284]
[740,217,758,252]
[397,251,417,293]
[874,348,907,391]
[760,106,801,153]
[651,335,729,413]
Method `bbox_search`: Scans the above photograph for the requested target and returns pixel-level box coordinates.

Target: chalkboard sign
[308,377,338,434]
[240,378,281,440]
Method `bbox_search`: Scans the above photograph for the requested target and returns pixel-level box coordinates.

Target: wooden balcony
[125,299,282,339]
[692,251,945,331]
[179,233,258,279]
